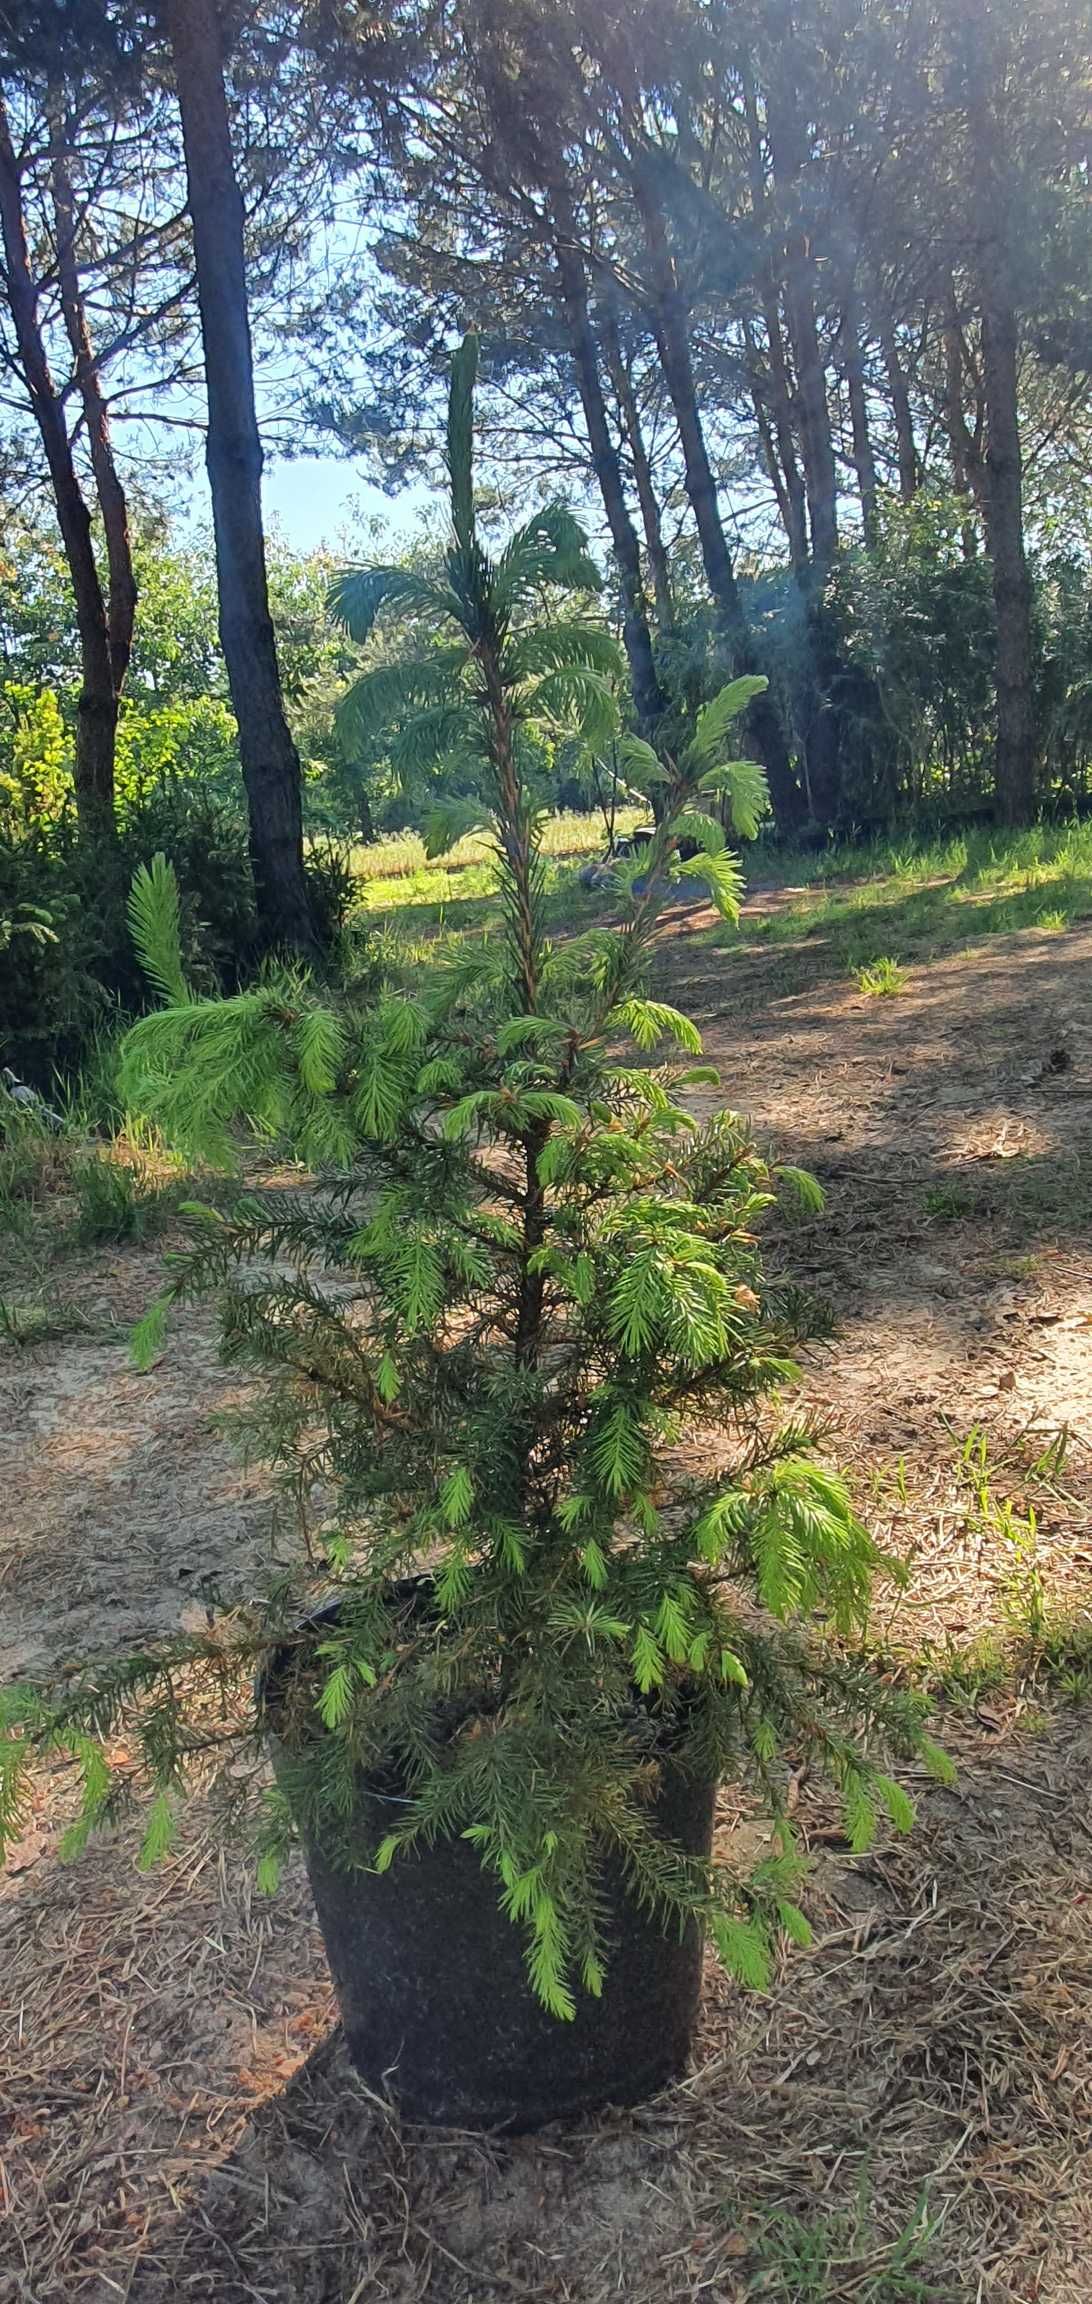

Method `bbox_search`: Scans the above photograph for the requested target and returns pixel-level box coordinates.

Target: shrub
[0,771,365,1093]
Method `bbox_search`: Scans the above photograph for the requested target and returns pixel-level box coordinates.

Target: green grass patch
[750,2190,942,2301]
[68,1149,183,1246]
[0,1295,100,1348]
[348,806,645,885]
[854,955,907,997]
[734,819,1092,976]
[351,852,609,943]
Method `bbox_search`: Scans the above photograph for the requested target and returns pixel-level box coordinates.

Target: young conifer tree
[0,340,947,2016]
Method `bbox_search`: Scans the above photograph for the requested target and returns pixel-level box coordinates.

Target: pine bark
[547,185,667,737]
[0,91,118,841]
[742,74,808,571]
[600,298,675,632]
[878,317,918,501]
[49,118,137,701]
[764,65,838,574]
[942,283,988,542]
[162,0,315,952]
[970,95,1036,823]
[762,301,809,573]
[840,275,878,546]
[628,152,802,829]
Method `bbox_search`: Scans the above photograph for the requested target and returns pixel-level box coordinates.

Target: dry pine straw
[2,1705,1091,2304]
[3,918,1092,2304]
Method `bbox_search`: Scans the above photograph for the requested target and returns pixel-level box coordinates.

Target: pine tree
[0,337,948,2016]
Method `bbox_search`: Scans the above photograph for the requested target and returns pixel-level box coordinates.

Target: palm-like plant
[329,346,621,868]
[0,341,945,2042]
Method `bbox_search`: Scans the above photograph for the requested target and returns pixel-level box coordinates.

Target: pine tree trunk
[162,0,315,953]
[942,284,988,550]
[981,301,1035,823]
[547,189,667,738]
[969,86,1036,824]
[764,68,838,575]
[841,276,878,546]
[764,300,809,572]
[629,156,802,830]
[0,91,117,843]
[741,73,808,572]
[49,116,137,699]
[878,318,918,501]
[759,37,842,823]
[600,300,675,631]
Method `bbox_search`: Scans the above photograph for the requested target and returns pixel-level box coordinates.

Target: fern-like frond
[335,651,467,753]
[697,756,771,841]
[507,623,623,682]
[327,565,449,644]
[522,666,619,748]
[128,853,190,1008]
[422,798,489,859]
[682,676,769,775]
[493,505,601,610]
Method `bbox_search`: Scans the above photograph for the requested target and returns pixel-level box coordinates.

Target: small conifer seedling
[0,341,947,2086]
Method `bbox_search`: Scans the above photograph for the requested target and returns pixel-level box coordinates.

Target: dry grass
[3,1708,1090,2302]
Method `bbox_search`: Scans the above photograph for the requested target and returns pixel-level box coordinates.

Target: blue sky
[261,450,399,550]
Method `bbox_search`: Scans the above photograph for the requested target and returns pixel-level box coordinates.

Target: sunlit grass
[736,819,1092,971]
[854,955,907,997]
[344,808,651,942]
[349,806,645,885]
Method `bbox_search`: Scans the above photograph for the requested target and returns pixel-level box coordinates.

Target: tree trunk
[980,299,1035,822]
[0,90,117,841]
[840,275,878,546]
[742,74,809,573]
[743,322,795,547]
[756,36,842,824]
[628,153,802,829]
[161,0,315,952]
[969,91,1036,824]
[785,271,837,570]
[547,190,667,737]
[878,317,918,500]
[600,299,675,632]
[49,115,137,699]
[763,299,809,572]
[942,282,988,549]
[764,60,838,574]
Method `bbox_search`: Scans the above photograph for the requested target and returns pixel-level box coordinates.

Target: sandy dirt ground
[1,911,1090,2303]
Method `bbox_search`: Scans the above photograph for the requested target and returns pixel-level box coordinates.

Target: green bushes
[0,784,357,1090]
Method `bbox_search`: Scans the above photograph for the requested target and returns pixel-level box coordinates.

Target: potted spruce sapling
[0,339,949,2130]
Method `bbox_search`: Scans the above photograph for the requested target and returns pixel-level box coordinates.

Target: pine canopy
[0,338,947,2017]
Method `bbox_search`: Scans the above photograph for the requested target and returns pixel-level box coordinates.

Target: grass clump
[0,1295,97,1348]
[752,2188,942,2300]
[68,1148,180,1247]
[854,956,907,997]
[348,807,645,886]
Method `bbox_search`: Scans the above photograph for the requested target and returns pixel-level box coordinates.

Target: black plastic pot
[263,1603,717,2129]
